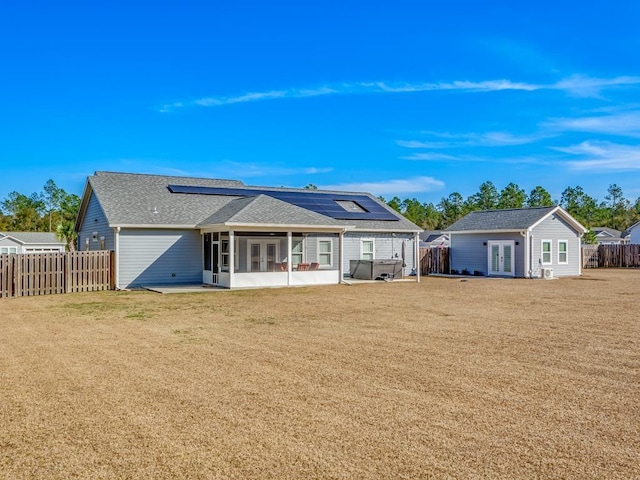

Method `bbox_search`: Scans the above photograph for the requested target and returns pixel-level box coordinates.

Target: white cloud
[553,141,640,171]
[545,111,640,138]
[396,140,454,149]
[552,75,640,98]
[159,75,640,112]
[397,131,551,149]
[303,167,333,174]
[319,176,444,196]
[401,152,463,161]
[216,161,333,178]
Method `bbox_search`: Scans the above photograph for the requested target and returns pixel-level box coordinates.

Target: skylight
[335,200,367,213]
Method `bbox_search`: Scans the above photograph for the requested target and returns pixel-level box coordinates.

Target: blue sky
[1,1,639,206]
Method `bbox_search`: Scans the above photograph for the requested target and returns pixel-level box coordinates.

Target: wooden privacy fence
[0,251,114,298]
[419,247,450,275]
[582,244,640,268]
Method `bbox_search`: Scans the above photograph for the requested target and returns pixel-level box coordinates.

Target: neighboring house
[445,206,587,278]
[75,171,422,289]
[589,227,630,245]
[629,221,640,244]
[0,232,67,254]
[419,230,449,248]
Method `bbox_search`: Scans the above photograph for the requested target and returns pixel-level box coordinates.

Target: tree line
[2,179,638,250]
[381,181,640,241]
[0,180,80,250]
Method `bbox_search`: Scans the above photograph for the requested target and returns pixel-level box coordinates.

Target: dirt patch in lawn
[1,269,638,479]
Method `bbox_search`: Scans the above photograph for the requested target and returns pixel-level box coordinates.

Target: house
[75,171,422,289]
[589,227,630,245]
[445,206,587,278]
[0,232,66,254]
[419,230,449,248]
[629,221,640,244]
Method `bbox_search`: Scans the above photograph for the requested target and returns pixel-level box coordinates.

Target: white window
[292,238,304,265]
[220,237,239,271]
[541,240,552,265]
[558,240,568,264]
[361,239,374,260]
[221,239,230,270]
[318,239,332,267]
[1,246,18,254]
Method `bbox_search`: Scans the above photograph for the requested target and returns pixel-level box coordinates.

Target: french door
[487,241,515,276]
[249,241,278,272]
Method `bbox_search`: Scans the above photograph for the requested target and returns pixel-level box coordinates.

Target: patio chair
[297,262,310,271]
[279,262,288,271]
[310,262,320,270]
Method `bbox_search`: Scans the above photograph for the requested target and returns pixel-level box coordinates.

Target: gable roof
[419,230,449,243]
[198,194,347,228]
[0,231,65,245]
[591,227,626,239]
[76,171,420,232]
[445,206,586,234]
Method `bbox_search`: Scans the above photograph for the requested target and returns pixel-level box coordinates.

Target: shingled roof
[198,194,344,227]
[77,171,421,232]
[445,206,585,233]
[0,232,65,245]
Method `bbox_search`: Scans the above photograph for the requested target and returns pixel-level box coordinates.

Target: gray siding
[78,192,114,251]
[530,213,581,277]
[118,229,202,287]
[343,232,415,276]
[0,237,21,248]
[306,234,339,269]
[451,232,525,276]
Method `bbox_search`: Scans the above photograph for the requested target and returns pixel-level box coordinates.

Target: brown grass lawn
[1,270,639,479]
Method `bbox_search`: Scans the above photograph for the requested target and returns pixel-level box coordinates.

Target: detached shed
[445,206,586,278]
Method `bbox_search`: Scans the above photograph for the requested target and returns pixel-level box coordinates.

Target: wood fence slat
[0,251,113,299]
[582,244,640,269]
[419,247,450,275]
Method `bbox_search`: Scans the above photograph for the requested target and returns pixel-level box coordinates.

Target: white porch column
[229,230,235,288]
[287,231,292,286]
[414,232,420,283]
[339,230,344,283]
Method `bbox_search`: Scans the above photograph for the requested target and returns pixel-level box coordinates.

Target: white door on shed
[487,240,515,276]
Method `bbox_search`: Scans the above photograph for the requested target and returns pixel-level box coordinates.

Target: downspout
[529,231,534,278]
[114,227,120,290]
[287,231,292,286]
[520,230,528,278]
[339,230,345,284]
[414,232,420,283]
[578,232,584,276]
[229,230,235,288]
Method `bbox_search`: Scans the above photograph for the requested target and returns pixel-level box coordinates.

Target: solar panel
[167,184,399,221]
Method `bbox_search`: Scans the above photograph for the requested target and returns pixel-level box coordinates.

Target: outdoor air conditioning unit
[541,268,554,279]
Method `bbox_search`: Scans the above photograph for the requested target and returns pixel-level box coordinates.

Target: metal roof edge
[448,229,525,234]
[349,227,422,233]
[207,222,353,232]
[111,224,198,229]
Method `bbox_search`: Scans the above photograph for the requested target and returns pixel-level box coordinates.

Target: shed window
[558,240,568,264]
